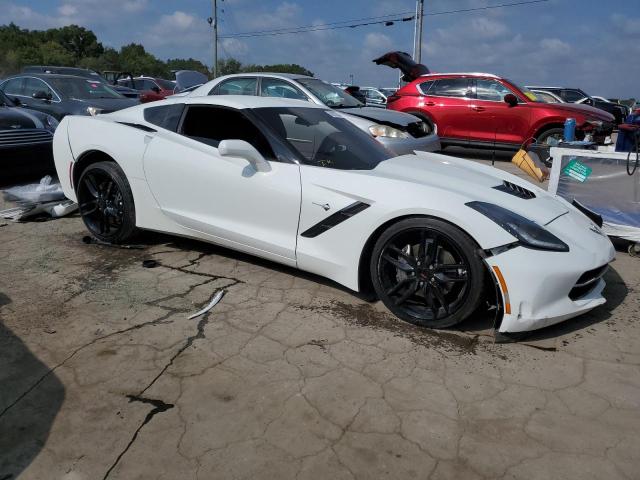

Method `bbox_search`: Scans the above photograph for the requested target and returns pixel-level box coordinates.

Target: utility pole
[212,0,218,78]
[412,0,424,63]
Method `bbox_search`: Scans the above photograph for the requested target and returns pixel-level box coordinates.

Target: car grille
[406,121,428,138]
[569,264,609,300]
[0,129,52,147]
[493,180,536,199]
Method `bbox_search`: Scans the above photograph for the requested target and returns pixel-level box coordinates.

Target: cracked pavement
[1,162,639,479]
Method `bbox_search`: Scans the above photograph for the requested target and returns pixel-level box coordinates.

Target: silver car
[188,73,440,154]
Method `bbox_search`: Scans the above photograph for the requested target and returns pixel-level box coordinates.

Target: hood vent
[493,180,536,199]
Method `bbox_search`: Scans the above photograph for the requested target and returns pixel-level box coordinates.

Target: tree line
[0,23,314,79]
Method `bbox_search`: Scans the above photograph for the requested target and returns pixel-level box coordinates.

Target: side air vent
[301,202,370,238]
[493,180,536,199]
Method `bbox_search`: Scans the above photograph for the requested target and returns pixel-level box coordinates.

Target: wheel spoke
[425,235,439,265]
[382,253,414,273]
[435,264,466,271]
[394,280,419,306]
[387,245,416,267]
[434,271,467,283]
[431,283,449,315]
[386,277,412,296]
[84,174,100,198]
[417,230,426,263]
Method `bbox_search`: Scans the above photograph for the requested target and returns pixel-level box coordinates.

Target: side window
[23,78,54,98]
[144,104,185,131]
[429,79,471,98]
[133,79,146,90]
[417,80,435,95]
[476,79,515,102]
[260,78,307,100]
[144,80,159,91]
[213,78,257,96]
[365,90,384,101]
[561,90,584,103]
[180,106,275,160]
[1,78,25,96]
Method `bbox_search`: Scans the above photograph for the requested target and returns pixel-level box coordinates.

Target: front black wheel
[537,128,564,145]
[77,161,137,244]
[370,218,485,328]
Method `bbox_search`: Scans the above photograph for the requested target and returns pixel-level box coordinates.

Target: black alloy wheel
[371,218,485,328]
[77,161,137,244]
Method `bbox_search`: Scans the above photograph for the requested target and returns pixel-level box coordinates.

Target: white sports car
[53,96,615,334]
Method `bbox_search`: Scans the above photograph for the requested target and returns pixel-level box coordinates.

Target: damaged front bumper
[484,210,616,333]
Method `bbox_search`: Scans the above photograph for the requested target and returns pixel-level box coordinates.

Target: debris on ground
[81,235,145,250]
[188,290,225,320]
[1,175,77,221]
[142,259,158,268]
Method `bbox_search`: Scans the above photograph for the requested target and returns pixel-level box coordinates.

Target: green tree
[167,58,210,76]
[47,25,103,61]
[216,58,242,76]
[119,43,168,77]
[38,41,75,66]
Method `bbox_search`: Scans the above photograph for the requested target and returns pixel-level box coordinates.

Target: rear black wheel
[537,128,564,145]
[77,161,137,244]
[370,218,485,328]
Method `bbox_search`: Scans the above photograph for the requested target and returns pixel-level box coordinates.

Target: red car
[386,73,615,149]
[117,76,175,103]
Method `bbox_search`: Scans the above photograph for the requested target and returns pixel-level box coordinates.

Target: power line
[219,0,550,39]
[219,12,415,39]
[424,0,550,17]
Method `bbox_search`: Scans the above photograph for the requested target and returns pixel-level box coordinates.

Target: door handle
[470,106,485,112]
[425,101,435,106]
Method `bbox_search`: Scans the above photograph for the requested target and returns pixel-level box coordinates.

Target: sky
[1,0,639,98]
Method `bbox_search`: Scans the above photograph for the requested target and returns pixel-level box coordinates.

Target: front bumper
[485,210,616,333]
[377,133,441,155]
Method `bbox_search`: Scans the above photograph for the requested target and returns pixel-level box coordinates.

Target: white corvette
[53,96,615,334]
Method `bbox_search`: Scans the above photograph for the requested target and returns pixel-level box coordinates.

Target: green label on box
[563,159,592,183]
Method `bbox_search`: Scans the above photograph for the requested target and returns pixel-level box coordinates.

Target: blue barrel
[564,118,576,142]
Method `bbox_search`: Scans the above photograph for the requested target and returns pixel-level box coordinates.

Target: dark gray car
[0,73,139,120]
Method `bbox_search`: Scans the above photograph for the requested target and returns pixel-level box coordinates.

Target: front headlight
[87,106,103,116]
[369,124,409,138]
[467,201,569,252]
[43,115,59,132]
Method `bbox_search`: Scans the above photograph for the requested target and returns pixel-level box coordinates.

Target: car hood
[335,106,420,127]
[0,105,48,129]
[372,51,430,82]
[534,102,615,122]
[366,152,569,225]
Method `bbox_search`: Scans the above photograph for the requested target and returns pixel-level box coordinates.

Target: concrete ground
[1,156,639,480]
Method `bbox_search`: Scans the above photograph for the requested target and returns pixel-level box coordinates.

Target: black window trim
[2,76,62,103]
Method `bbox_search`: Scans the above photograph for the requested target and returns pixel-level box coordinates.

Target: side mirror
[218,139,271,173]
[504,93,518,107]
[151,86,161,94]
[33,90,52,101]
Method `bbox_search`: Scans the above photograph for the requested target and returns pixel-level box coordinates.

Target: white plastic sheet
[549,147,640,242]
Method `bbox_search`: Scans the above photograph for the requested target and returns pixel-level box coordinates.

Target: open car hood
[372,51,430,82]
[336,106,421,127]
[174,70,209,92]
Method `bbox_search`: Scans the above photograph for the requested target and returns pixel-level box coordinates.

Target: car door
[468,78,531,146]
[421,78,473,143]
[142,103,301,264]
[20,77,65,118]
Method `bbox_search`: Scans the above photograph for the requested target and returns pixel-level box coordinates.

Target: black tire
[77,161,137,244]
[536,127,564,145]
[370,217,485,329]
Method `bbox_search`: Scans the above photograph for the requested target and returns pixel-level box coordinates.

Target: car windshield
[48,78,123,99]
[252,107,393,170]
[504,79,541,102]
[157,79,176,90]
[296,78,363,108]
[0,90,15,106]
